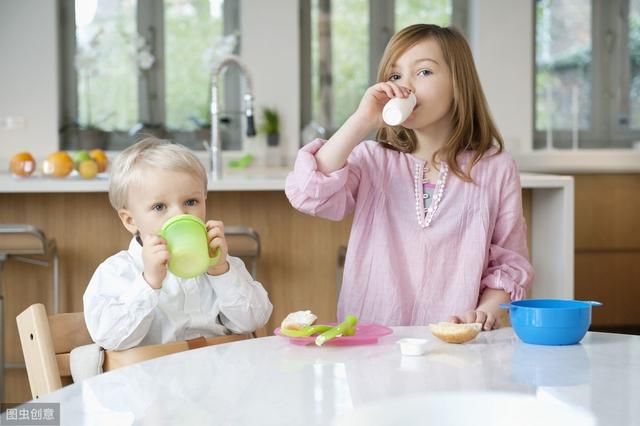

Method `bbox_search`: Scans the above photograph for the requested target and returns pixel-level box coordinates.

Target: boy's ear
[117,209,138,235]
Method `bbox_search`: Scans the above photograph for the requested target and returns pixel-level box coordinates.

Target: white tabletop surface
[31,327,639,426]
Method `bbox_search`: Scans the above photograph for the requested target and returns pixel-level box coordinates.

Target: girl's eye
[418,69,433,77]
[152,203,166,212]
[185,199,198,207]
[388,74,400,81]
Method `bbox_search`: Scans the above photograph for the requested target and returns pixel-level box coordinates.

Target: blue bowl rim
[501,299,602,311]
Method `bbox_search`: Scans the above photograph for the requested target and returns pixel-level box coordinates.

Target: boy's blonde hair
[376,24,504,181]
[108,137,208,210]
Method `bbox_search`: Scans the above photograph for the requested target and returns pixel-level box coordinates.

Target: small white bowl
[397,338,429,356]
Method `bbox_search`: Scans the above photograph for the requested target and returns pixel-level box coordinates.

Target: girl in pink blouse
[286,24,534,330]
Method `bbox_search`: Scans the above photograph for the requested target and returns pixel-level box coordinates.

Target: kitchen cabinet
[574,174,640,329]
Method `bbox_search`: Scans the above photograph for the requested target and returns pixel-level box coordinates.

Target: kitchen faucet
[209,55,256,180]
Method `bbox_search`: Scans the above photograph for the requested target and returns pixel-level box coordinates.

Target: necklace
[422,163,431,183]
[413,160,448,228]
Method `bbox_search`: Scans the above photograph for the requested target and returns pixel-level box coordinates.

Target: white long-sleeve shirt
[83,237,273,350]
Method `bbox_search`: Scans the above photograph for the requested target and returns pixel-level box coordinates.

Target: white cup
[397,338,429,356]
[382,92,417,126]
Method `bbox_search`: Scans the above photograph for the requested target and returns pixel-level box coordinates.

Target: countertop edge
[0,171,571,193]
[514,150,640,173]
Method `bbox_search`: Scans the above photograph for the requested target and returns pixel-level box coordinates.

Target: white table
[29,327,639,425]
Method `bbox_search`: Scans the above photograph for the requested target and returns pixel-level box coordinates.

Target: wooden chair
[226,225,260,278]
[0,224,59,401]
[226,225,267,337]
[16,303,251,399]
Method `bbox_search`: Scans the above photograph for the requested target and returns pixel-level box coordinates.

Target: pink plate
[274,323,393,346]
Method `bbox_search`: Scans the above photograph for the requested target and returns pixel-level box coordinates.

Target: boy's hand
[141,234,169,289]
[449,310,499,331]
[206,220,229,276]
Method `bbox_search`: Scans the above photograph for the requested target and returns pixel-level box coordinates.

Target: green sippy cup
[159,214,221,278]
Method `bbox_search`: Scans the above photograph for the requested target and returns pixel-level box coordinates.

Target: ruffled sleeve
[285,138,364,221]
[480,157,535,300]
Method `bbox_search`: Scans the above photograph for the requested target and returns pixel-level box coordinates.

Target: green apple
[73,150,91,169]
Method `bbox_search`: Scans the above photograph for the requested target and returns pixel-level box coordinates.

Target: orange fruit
[9,152,36,176]
[42,151,74,177]
[78,159,98,179]
[89,149,108,173]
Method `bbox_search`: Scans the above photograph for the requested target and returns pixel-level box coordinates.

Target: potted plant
[259,107,280,147]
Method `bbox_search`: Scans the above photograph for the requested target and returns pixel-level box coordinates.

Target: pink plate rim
[274,323,393,346]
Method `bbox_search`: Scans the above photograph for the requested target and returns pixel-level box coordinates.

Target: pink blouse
[285,139,534,326]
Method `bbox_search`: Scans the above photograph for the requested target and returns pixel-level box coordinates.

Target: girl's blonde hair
[376,24,503,181]
[109,137,207,210]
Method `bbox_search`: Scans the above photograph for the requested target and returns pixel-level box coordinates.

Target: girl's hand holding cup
[355,82,413,130]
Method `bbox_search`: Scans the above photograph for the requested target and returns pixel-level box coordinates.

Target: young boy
[83,138,273,350]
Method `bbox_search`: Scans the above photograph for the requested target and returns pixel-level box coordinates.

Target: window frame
[533,0,640,149]
[59,0,241,151]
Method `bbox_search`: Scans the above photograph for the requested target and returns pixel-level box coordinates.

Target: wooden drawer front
[575,252,640,326]
[575,175,640,251]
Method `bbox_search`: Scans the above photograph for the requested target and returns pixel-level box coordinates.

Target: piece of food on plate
[281,310,318,330]
[429,322,482,344]
[315,315,358,346]
[280,324,334,337]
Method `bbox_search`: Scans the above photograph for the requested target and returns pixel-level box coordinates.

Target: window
[534,0,640,149]
[72,0,138,133]
[310,0,369,130]
[395,0,452,30]
[301,0,467,133]
[60,0,241,151]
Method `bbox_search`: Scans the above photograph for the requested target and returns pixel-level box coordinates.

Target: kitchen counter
[0,166,292,193]
[0,169,574,303]
[515,149,640,173]
[0,169,570,193]
[0,170,574,305]
[0,168,574,307]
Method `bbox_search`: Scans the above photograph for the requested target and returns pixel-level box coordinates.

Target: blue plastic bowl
[500,299,603,345]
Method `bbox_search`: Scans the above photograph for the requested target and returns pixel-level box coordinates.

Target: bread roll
[281,310,318,330]
[429,322,482,344]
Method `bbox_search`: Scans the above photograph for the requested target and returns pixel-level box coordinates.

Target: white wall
[0,0,533,166]
[241,0,299,165]
[470,0,533,154]
[0,0,59,167]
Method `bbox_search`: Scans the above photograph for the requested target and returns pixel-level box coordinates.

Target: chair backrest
[225,225,260,277]
[17,304,74,397]
[0,224,48,255]
[17,303,251,399]
[225,226,266,336]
